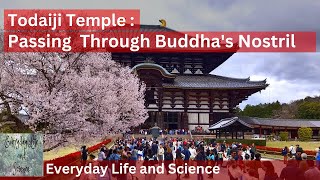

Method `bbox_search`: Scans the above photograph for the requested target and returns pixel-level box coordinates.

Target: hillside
[237,96,320,119]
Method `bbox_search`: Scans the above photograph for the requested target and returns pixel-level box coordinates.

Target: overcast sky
[1,0,319,109]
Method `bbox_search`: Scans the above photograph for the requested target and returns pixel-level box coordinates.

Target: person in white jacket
[172,141,177,159]
[189,145,197,160]
[158,144,165,161]
[97,148,107,161]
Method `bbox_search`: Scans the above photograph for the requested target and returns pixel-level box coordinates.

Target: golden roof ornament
[159,19,166,27]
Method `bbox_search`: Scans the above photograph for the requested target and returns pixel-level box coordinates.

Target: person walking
[175,149,184,180]
[250,143,256,161]
[182,145,191,178]
[158,144,165,163]
[316,147,320,169]
[98,147,107,161]
[282,146,288,164]
[195,148,206,180]
[164,146,174,175]
[262,161,278,180]
[80,145,88,166]
[290,145,297,158]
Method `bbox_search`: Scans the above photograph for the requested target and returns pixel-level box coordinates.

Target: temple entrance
[168,124,178,129]
[164,112,179,130]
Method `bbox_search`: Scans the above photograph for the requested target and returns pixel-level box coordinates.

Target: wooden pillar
[183,90,188,130]
[235,131,238,139]
[231,129,234,139]
[225,129,227,139]
[209,113,214,125]
[181,112,188,130]
[259,126,262,138]
[149,112,155,126]
[216,130,218,139]
[218,129,221,139]
[156,112,164,129]
[242,131,245,139]
[209,91,214,125]
[177,112,182,129]
[272,126,275,134]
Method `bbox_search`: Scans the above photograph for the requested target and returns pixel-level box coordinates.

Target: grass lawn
[261,153,283,160]
[43,141,102,161]
[267,141,320,151]
[44,145,82,161]
[43,135,118,160]
[43,139,108,160]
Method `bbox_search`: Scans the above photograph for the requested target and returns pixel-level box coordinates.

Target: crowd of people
[139,129,190,135]
[138,126,211,135]
[80,136,320,180]
[281,144,306,162]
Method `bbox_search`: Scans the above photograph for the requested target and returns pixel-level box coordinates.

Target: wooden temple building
[112,24,268,132]
[209,117,320,139]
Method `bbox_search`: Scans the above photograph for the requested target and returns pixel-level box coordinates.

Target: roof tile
[163,74,268,89]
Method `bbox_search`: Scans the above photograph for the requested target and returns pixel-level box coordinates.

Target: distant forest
[236,96,320,119]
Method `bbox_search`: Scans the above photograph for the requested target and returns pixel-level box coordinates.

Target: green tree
[279,131,289,141]
[239,101,282,118]
[298,127,313,141]
[234,106,242,115]
[297,102,320,119]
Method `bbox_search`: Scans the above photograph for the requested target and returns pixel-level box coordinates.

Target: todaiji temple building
[112,24,269,132]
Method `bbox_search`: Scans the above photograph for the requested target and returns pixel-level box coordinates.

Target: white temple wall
[188,113,198,124]
[199,113,209,124]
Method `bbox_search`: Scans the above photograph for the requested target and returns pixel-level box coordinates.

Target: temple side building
[209,117,320,139]
[112,24,268,131]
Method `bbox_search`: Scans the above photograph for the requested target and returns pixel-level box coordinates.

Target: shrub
[279,131,289,141]
[267,133,276,141]
[298,127,312,141]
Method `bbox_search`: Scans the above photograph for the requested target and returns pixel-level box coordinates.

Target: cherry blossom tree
[0,31,19,114]
[1,52,148,150]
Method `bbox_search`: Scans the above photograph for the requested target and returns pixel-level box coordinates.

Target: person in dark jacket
[164,146,174,174]
[151,141,158,157]
[182,145,191,177]
[81,145,88,166]
[175,149,184,180]
[262,161,278,180]
[195,148,206,180]
[282,146,288,164]
[250,143,256,160]
[280,159,300,180]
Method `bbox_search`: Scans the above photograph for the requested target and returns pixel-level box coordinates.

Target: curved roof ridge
[139,24,177,32]
[235,117,254,128]
[208,74,258,82]
[132,62,176,78]
[209,117,253,130]
[248,78,267,83]
[209,117,235,127]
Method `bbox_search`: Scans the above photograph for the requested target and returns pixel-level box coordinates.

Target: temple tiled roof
[139,25,176,32]
[162,74,268,89]
[209,117,253,130]
[210,117,320,129]
[239,117,320,128]
[132,63,176,78]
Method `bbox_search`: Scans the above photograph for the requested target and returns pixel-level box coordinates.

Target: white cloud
[239,75,320,108]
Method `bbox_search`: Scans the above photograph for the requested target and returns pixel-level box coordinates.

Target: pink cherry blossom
[0,50,148,149]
